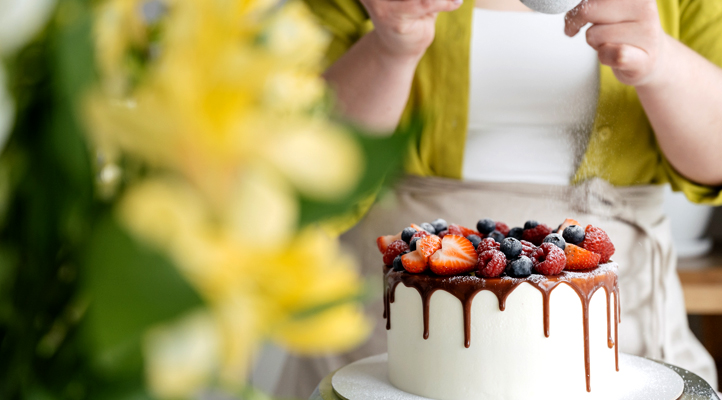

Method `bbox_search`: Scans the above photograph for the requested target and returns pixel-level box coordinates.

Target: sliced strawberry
[556,218,581,234]
[377,232,402,253]
[564,243,601,271]
[401,250,427,273]
[418,235,442,261]
[581,225,615,263]
[522,223,552,246]
[448,224,479,238]
[429,235,478,276]
[494,221,510,237]
[410,223,424,232]
[383,240,410,266]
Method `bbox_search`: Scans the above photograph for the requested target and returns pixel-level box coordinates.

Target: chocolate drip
[383,264,619,393]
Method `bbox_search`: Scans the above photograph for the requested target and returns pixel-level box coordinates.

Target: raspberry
[477,237,500,254]
[448,224,479,237]
[495,221,510,237]
[531,243,566,275]
[581,225,615,263]
[383,240,410,266]
[522,223,552,246]
[477,249,506,278]
[520,240,536,257]
[437,230,449,239]
[411,230,430,240]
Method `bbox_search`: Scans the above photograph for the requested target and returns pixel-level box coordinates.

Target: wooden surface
[679,243,722,315]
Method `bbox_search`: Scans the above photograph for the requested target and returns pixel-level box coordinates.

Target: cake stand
[309,353,720,400]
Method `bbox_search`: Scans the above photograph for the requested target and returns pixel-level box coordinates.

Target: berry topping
[437,230,449,239]
[418,235,443,260]
[466,234,482,250]
[420,222,437,235]
[507,227,524,240]
[429,235,478,276]
[401,227,417,244]
[476,218,496,235]
[564,243,601,271]
[377,232,402,253]
[542,233,566,250]
[500,237,522,259]
[411,230,431,240]
[477,249,507,278]
[409,237,421,251]
[448,224,478,238]
[522,223,552,246]
[431,218,448,233]
[531,243,566,275]
[562,225,585,245]
[401,250,428,273]
[383,240,410,265]
[392,254,406,271]
[506,256,533,278]
[556,218,581,234]
[520,240,536,257]
[524,220,539,230]
[477,237,501,253]
[581,225,615,263]
[488,230,505,243]
[494,221,510,237]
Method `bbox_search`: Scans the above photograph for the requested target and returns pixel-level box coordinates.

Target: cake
[377,218,619,400]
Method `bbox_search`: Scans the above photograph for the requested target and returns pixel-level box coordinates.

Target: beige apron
[275,176,717,398]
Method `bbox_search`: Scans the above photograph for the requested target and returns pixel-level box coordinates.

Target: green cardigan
[306,0,722,205]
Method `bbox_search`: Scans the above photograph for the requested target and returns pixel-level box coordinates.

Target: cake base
[331,353,684,400]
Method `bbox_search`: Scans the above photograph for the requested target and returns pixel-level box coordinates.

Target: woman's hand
[361,0,463,60]
[564,0,668,87]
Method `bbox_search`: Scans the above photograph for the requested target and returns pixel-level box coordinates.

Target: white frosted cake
[378,218,619,400]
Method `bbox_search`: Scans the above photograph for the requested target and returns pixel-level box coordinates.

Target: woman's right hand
[361,0,464,60]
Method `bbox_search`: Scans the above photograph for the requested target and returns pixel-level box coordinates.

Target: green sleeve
[658,0,722,205]
[302,0,371,66]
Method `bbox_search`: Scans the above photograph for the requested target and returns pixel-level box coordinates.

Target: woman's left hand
[564,0,669,87]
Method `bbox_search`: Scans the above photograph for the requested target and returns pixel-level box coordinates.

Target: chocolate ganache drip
[383,263,620,392]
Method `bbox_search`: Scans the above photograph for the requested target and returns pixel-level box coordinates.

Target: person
[275,0,722,396]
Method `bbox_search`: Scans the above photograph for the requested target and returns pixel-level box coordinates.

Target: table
[309,360,720,400]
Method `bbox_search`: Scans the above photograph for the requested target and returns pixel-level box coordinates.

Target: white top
[463,8,600,185]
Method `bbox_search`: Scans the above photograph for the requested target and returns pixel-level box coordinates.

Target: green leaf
[81,214,203,377]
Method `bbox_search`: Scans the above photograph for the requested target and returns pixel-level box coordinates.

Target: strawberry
[477,249,506,278]
[383,240,410,266]
[556,218,581,234]
[520,240,536,257]
[429,235,478,276]
[564,243,601,271]
[494,221,510,237]
[401,250,427,273]
[522,223,552,246]
[581,225,615,263]
[410,223,425,232]
[448,224,479,238]
[411,230,431,240]
[531,243,566,275]
[377,232,402,253]
[477,237,500,254]
[418,235,442,261]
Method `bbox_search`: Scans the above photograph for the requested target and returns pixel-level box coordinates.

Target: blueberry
[500,237,522,259]
[506,256,533,278]
[524,220,539,230]
[488,230,505,243]
[431,218,448,233]
[392,254,406,271]
[507,227,524,240]
[466,234,482,249]
[562,225,585,245]
[420,222,436,235]
[409,237,421,251]
[476,218,496,235]
[543,233,566,250]
[401,227,417,244]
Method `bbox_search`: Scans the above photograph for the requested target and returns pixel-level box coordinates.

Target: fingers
[585,22,658,51]
[367,0,461,22]
[597,43,652,84]
[565,0,658,37]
